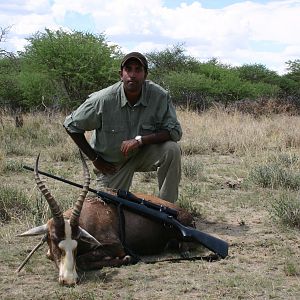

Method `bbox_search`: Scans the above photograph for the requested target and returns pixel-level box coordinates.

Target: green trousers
[94,141,181,203]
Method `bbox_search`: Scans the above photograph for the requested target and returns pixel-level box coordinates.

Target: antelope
[17,153,194,286]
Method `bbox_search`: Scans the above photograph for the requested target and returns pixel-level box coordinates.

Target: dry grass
[179,108,300,155]
[1,108,300,299]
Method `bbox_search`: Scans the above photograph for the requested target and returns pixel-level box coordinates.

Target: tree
[285,59,300,86]
[146,44,198,86]
[0,26,23,111]
[19,28,121,109]
[163,60,280,109]
[286,59,300,75]
[281,59,300,100]
[164,71,214,110]
[235,63,280,85]
[0,26,14,59]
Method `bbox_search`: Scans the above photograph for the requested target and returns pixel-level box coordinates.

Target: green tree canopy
[19,28,121,109]
[0,26,23,111]
[146,44,198,85]
[235,63,280,85]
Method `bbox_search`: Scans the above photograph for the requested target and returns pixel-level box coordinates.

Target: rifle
[23,165,229,258]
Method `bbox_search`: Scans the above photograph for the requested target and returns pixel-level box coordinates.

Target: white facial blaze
[58,220,78,285]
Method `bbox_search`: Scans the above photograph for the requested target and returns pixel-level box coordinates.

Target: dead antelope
[17,153,194,286]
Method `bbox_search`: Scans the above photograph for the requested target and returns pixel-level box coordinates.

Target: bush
[164,71,214,110]
[249,164,300,190]
[19,28,121,109]
[0,57,24,111]
[269,193,300,228]
[163,69,279,110]
[182,157,204,180]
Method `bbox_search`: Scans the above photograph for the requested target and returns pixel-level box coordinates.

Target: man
[63,52,182,203]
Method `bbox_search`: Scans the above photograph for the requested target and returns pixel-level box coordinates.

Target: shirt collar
[120,82,148,108]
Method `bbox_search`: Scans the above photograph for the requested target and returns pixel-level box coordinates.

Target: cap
[121,52,148,71]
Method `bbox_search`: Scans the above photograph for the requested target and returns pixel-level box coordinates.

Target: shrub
[249,164,300,190]
[20,28,121,109]
[269,193,300,228]
[177,183,203,216]
[182,157,204,180]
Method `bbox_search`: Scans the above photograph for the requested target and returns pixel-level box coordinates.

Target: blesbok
[18,153,194,286]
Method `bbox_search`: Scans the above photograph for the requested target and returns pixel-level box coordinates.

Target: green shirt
[64,80,182,165]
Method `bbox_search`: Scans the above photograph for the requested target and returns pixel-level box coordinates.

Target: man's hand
[93,156,117,174]
[120,139,140,157]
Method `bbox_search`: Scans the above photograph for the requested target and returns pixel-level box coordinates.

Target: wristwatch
[135,135,143,145]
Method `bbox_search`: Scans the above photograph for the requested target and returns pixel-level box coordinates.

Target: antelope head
[18,152,101,286]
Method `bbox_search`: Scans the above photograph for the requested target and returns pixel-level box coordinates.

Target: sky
[0,0,299,74]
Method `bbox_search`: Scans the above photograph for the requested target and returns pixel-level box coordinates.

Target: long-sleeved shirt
[64,80,182,165]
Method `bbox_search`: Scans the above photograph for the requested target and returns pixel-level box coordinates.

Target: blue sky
[1,0,299,74]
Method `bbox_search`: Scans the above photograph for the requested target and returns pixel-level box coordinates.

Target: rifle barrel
[23,165,97,193]
[23,165,177,217]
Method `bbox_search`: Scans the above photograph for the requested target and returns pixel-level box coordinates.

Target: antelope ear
[17,224,48,237]
[78,227,102,247]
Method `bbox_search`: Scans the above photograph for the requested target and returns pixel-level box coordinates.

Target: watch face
[135,136,142,144]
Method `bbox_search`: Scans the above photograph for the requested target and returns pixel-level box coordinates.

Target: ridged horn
[69,151,90,228]
[35,154,64,224]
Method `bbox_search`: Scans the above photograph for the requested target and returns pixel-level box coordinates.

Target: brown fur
[60,192,194,270]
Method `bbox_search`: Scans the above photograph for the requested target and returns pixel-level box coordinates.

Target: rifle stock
[23,165,229,258]
[169,218,228,258]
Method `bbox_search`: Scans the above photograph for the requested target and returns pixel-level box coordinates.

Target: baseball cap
[121,52,148,71]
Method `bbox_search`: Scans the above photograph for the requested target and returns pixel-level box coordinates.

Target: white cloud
[13,14,56,35]
[1,0,299,74]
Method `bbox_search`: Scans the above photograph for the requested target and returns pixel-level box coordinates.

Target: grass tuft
[269,192,300,228]
[182,157,204,180]
[283,259,299,276]
[2,160,24,173]
[177,183,203,216]
[249,164,300,190]
[0,185,31,222]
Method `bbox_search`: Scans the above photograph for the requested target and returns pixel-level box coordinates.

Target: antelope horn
[69,151,90,228]
[35,154,64,224]
[15,234,47,273]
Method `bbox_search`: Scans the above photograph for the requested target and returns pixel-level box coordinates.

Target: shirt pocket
[102,123,128,147]
[103,123,126,134]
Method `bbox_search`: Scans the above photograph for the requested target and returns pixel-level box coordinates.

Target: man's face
[120,59,147,94]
